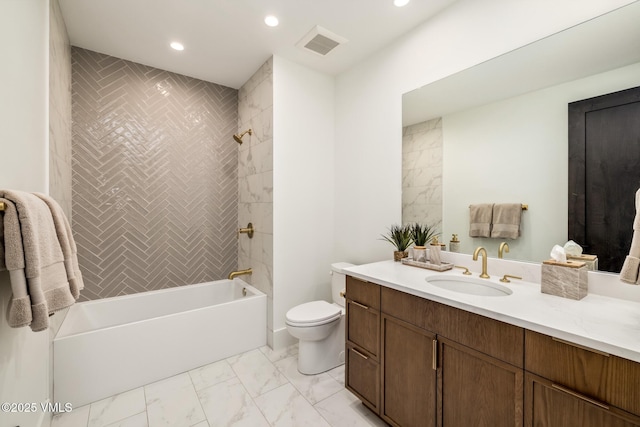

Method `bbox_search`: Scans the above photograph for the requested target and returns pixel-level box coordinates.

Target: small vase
[393,251,407,262]
[413,246,427,263]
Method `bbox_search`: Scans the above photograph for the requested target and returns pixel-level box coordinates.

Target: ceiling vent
[297,25,348,56]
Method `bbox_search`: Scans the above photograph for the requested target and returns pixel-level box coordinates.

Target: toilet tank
[331,262,355,307]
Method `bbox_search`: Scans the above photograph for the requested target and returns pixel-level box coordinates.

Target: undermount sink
[425,275,513,297]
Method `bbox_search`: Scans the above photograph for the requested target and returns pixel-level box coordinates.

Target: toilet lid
[286,301,342,325]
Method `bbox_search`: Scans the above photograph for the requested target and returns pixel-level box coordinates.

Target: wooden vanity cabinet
[377,282,524,427]
[381,314,437,427]
[345,276,381,413]
[345,275,640,427]
[524,330,640,426]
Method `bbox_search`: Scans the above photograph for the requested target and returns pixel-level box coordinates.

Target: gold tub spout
[228,268,252,280]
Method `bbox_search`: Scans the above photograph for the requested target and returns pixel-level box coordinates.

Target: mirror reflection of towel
[491,204,522,239]
[469,204,493,237]
[620,189,640,284]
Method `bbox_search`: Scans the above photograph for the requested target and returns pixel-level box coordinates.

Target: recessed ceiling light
[265,15,279,27]
[394,0,410,6]
[170,42,184,51]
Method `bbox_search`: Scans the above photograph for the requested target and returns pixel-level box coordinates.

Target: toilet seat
[285,301,342,327]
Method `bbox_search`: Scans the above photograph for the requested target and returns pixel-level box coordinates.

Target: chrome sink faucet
[473,247,490,279]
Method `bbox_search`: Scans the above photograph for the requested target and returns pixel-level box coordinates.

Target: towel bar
[0,201,5,212]
[468,203,528,210]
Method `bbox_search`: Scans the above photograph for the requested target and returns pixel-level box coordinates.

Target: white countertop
[344,260,640,363]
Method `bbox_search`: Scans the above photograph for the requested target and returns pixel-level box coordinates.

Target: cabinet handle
[351,348,369,360]
[551,384,610,410]
[350,301,369,310]
[552,337,610,357]
[432,339,438,370]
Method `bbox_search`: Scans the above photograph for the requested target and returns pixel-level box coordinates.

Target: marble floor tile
[259,343,298,363]
[327,365,345,386]
[52,403,90,427]
[104,411,148,427]
[191,422,210,427]
[145,373,206,427]
[226,348,288,397]
[274,356,344,404]
[314,390,387,427]
[88,388,146,427]
[189,359,236,392]
[197,377,269,427]
[254,383,331,427]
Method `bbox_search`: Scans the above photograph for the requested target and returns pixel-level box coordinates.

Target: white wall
[443,61,640,262]
[334,0,635,265]
[0,1,51,427]
[273,56,335,348]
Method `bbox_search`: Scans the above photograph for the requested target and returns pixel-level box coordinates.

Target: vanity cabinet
[381,314,436,427]
[346,277,524,427]
[524,330,640,426]
[345,276,381,413]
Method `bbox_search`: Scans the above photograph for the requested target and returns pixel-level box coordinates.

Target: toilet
[285,262,354,375]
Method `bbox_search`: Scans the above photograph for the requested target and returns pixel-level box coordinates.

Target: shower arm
[238,223,254,238]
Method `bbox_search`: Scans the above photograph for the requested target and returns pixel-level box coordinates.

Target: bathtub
[53,278,266,408]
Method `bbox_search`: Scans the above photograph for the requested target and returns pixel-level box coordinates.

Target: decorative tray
[401,257,454,272]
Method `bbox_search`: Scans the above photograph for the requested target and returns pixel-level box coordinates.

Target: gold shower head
[233,129,253,144]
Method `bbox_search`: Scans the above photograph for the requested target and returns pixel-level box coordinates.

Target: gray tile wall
[72,48,239,300]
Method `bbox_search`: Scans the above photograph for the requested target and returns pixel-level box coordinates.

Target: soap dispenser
[450,234,460,253]
[430,236,442,265]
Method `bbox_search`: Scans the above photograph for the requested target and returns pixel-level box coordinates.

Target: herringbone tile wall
[72,48,239,300]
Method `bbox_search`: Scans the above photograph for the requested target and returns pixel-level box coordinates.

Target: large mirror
[402,1,640,268]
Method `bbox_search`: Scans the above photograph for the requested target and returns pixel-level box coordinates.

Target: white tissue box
[541,260,588,300]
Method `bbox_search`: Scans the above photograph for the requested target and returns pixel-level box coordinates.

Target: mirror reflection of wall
[402,62,640,264]
[402,118,442,230]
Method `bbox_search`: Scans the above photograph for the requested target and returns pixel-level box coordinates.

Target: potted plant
[380,224,413,261]
[410,223,439,262]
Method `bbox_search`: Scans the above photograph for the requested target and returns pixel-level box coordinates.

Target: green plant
[410,223,439,247]
[380,224,413,252]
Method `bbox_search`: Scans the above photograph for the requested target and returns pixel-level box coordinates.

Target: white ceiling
[59,0,458,89]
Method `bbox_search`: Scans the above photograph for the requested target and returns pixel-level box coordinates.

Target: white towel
[620,189,640,284]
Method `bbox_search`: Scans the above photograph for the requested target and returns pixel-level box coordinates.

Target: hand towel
[34,193,84,298]
[0,190,76,331]
[469,204,493,237]
[490,203,522,239]
[620,189,640,284]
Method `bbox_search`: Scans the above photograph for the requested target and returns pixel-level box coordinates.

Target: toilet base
[297,318,345,375]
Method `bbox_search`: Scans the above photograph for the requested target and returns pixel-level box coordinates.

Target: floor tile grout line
[188,366,211,427]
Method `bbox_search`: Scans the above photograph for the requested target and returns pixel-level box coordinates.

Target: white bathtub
[54,278,266,408]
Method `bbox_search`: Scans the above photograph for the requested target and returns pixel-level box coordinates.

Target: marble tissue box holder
[541,259,588,300]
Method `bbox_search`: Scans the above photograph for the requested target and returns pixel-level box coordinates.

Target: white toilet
[285,262,354,375]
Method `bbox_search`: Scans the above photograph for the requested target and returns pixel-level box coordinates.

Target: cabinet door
[346,343,380,413]
[439,337,524,427]
[381,314,437,427]
[525,373,640,427]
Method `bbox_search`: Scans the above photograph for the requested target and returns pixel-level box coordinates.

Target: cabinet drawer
[346,300,379,358]
[381,286,524,367]
[346,343,380,413]
[525,330,640,416]
[346,276,380,309]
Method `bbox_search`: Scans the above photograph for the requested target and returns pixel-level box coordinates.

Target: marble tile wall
[49,0,72,218]
[237,58,274,344]
[402,118,443,231]
[72,48,239,300]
